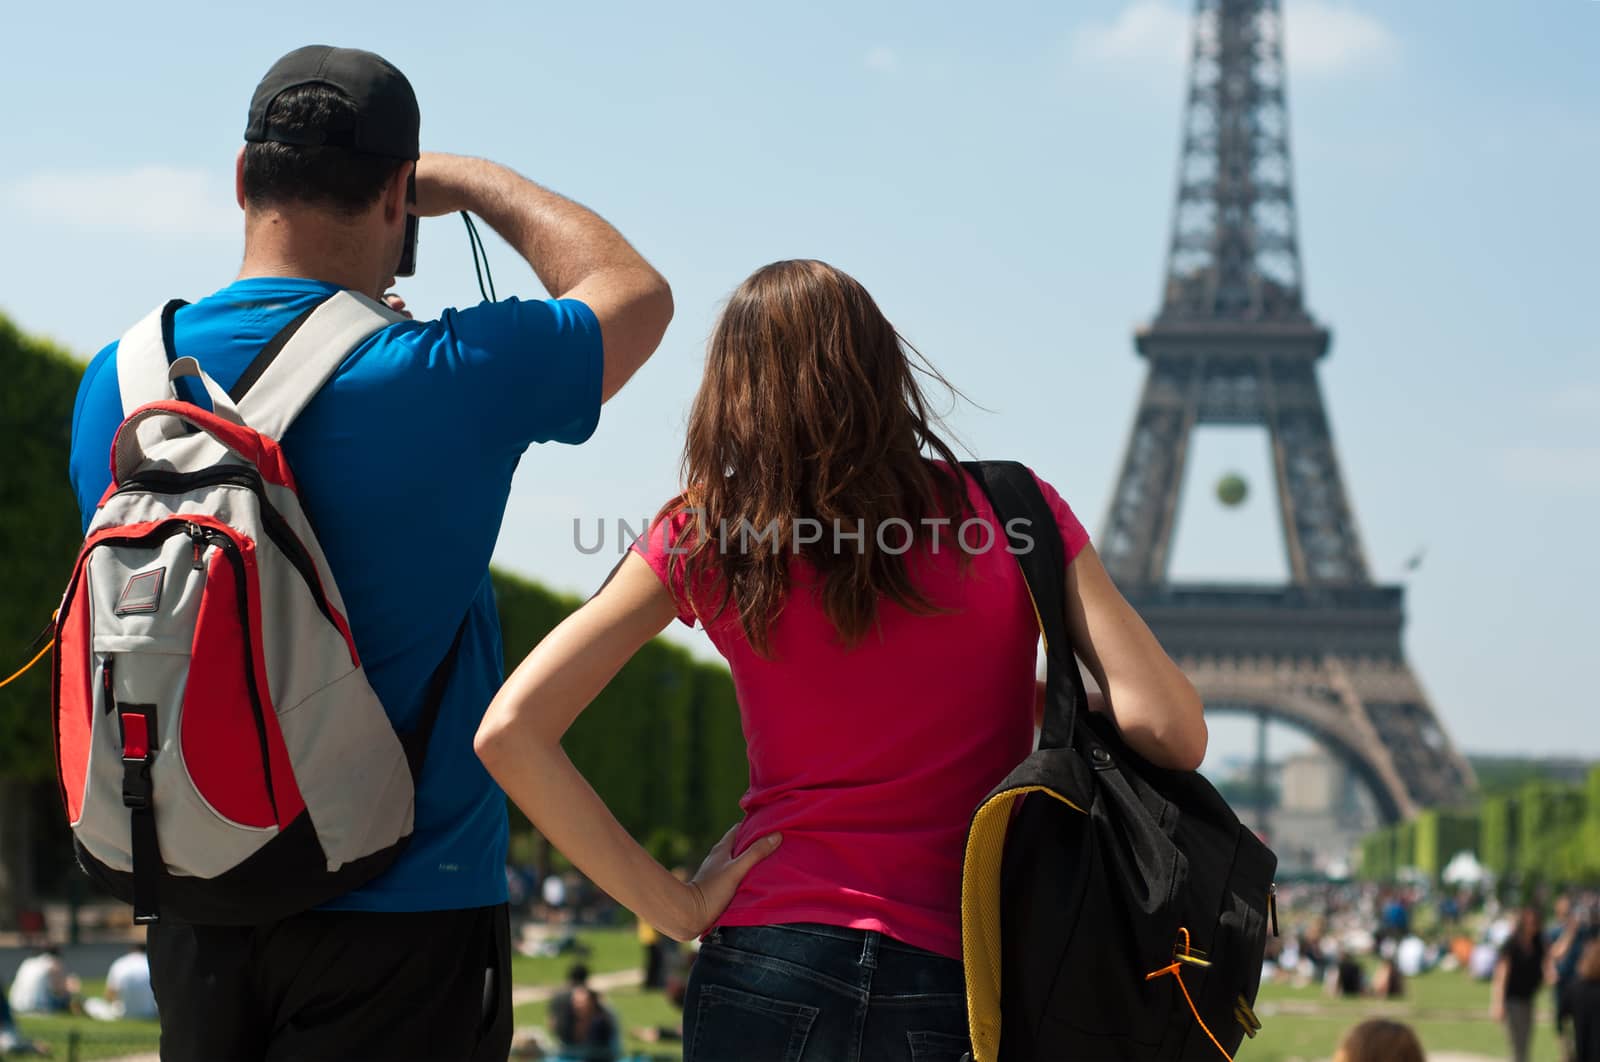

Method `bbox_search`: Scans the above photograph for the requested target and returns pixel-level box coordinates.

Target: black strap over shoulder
[400,618,470,782]
[226,297,334,403]
[960,460,1088,752]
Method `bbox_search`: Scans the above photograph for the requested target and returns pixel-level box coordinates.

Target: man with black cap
[67,45,672,1060]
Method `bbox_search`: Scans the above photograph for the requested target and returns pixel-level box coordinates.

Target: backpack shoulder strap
[960,460,1087,750]
[234,290,404,441]
[116,301,188,416]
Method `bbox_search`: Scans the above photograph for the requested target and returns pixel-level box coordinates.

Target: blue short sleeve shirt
[68,276,604,912]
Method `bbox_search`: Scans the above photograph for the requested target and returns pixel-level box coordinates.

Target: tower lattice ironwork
[1101,0,1473,824]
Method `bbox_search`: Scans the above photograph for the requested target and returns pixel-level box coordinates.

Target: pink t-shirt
[631,462,1089,959]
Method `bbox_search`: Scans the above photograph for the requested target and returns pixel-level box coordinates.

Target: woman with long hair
[476,259,1207,1061]
[1493,905,1548,1062]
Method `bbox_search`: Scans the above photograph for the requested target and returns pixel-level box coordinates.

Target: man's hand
[411,153,472,218]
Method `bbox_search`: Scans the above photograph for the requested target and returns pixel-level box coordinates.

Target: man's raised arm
[414,152,673,401]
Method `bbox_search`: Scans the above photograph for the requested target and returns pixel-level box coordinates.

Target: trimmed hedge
[0,315,85,782]
[1360,768,1600,887]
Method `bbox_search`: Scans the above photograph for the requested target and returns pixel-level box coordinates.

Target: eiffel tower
[1100,0,1474,825]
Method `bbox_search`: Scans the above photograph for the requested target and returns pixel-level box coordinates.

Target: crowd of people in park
[1263,880,1600,1061]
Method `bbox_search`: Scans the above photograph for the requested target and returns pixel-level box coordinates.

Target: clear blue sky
[3,0,1596,765]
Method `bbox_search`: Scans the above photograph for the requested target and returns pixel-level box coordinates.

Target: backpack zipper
[188,523,279,819]
[64,520,280,824]
[114,468,343,637]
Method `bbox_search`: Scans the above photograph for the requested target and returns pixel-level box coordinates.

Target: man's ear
[235,146,248,210]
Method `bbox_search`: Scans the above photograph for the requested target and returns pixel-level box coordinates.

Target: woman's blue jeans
[683,923,971,1062]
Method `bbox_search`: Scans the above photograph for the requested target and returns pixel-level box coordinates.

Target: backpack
[51,291,461,926]
[958,461,1278,1062]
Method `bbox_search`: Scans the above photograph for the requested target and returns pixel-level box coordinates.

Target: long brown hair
[662,259,969,656]
[1332,1018,1425,1062]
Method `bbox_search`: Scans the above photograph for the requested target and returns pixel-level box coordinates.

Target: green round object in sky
[1216,473,1248,508]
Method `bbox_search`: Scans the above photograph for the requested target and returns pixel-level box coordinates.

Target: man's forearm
[421,153,658,299]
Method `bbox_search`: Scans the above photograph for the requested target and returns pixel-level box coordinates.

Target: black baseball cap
[244,45,419,161]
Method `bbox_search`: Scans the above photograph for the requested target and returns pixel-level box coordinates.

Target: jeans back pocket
[907,1028,973,1062]
[689,982,819,1062]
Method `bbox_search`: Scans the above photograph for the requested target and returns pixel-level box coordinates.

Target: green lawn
[1242,966,1563,1061]
[510,924,644,987]
[13,979,162,1061]
[10,927,651,1062]
[516,986,686,1059]
[13,933,1566,1062]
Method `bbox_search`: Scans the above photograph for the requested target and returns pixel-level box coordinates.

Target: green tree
[0,314,88,919]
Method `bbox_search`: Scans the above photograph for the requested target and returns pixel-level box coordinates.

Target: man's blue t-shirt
[68,276,603,912]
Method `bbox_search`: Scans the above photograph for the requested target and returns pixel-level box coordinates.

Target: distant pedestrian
[1493,905,1548,1062]
[1332,1017,1425,1062]
[1554,902,1600,1059]
[1566,937,1600,1062]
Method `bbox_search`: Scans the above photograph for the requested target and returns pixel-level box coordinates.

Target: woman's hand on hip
[669,825,782,942]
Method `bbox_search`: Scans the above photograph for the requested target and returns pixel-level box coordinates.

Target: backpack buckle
[122,759,153,810]
[117,706,156,810]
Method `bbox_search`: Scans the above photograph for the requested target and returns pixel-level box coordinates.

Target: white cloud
[864,46,899,74]
[1550,382,1600,416]
[1285,0,1397,76]
[7,166,238,238]
[1070,0,1188,68]
[1070,0,1395,77]
[1495,444,1600,494]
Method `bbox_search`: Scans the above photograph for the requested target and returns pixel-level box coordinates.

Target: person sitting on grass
[6,947,78,1017]
[83,944,157,1022]
[547,964,619,1062]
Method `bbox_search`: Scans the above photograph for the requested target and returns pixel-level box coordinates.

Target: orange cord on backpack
[1145,927,1233,1062]
[0,613,58,691]
[0,638,54,690]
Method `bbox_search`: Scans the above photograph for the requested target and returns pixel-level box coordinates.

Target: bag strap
[115,290,401,441]
[960,460,1088,751]
[116,300,188,415]
[227,300,328,403]
[234,290,404,441]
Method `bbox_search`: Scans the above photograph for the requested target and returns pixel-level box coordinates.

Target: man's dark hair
[566,963,590,986]
[242,84,404,215]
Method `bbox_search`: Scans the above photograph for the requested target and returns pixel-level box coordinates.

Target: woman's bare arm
[1062,545,1208,770]
[474,553,777,940]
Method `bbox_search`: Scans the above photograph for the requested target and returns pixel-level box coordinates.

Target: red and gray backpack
[52,291,460,925]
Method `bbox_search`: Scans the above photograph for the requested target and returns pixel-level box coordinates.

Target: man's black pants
[148,903,512,1061]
